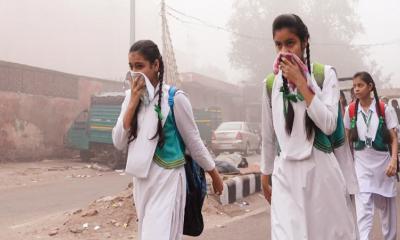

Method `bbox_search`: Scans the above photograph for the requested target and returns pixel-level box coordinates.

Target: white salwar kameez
[112,86,215,240]
[261,65,358,240]
[344,100,399,240]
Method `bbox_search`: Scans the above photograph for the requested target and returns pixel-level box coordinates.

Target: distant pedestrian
[344,72,398,240]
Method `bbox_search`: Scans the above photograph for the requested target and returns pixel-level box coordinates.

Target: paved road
[1,155,398,240]
[0,172,131,230]
[185,209,270,240]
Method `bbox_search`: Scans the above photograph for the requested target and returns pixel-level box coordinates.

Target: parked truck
[65,93,222,169]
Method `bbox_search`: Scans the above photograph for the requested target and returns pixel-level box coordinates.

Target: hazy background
[0,0,399,86]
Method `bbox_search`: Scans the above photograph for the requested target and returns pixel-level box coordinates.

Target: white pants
[355,193,397,240]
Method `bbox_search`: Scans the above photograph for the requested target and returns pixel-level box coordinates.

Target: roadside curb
[218,173,261,205]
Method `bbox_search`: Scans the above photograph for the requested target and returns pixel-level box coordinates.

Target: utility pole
[130,0,135,46]
[160,0,180,86]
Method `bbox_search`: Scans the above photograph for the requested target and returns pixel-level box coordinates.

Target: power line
[165,4,400,48]
[166,4,267,41]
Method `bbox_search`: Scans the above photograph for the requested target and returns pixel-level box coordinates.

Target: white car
[211,121,261,156]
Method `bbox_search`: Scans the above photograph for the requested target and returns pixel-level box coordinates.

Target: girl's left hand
[385,158,398,177]
[280,57,307,88]
[212,176,224,195]
[208,168,223,195]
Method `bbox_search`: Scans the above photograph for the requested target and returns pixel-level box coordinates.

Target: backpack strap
[265,63,326,108]
[168,86,182,143]
[167,86,187,156]
[348,101,357,129]
[265,63,326,98]
[265,73,275,107]
[168,86,177,110]
[348,102,356,121]
[312,62,325,89]
[379,100,386,119]
[348,100,386,122]
[266,73,275,99]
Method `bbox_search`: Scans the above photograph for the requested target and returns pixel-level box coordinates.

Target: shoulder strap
[266,63,325,95]
[348,102,356,120]
[168,86,177,113]
[265,73,275,103]
[379,100,386,119]
[312,62,325,89]
[348,101,385,119]
[168,86,187,148]
[265,62,325,102]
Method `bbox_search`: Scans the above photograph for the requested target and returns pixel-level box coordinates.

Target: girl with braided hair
[344,72,398,240]
[260,14,358,239]
[112,40,223,240]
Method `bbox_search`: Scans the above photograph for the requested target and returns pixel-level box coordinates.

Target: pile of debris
[43,183,226,240]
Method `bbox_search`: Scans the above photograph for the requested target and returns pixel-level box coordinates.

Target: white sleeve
[385,105,399,130]
[343,106,351,130]
[306,67,340,135]
[174,92,215,171]
[112,91,131,151]
[260,81,277,175]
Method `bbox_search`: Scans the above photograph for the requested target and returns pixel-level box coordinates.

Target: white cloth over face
[344,101,399,197]
[130,71,156,105]
[261,64,358,240]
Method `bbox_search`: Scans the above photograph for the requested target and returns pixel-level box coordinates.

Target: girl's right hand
[122,75,145,130]
[385,158,398,177]
[261,174,272,204]
[212,174,224,195]
[131,76,145,102]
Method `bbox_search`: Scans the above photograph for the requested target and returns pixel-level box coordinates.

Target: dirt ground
[15,184,266,240]
[0,158,113,191]
[0,158,265,240]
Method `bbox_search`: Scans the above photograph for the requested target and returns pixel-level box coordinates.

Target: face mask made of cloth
[129,71,155,106]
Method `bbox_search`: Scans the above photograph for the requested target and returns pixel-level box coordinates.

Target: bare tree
[228,0,370,82]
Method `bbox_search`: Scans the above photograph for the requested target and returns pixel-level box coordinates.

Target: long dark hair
[349,71,391,144]
[272,14,315,139]
[340,90,348,111]
[127,40,165,147]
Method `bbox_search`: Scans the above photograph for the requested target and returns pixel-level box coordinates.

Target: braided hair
[272,14,315,139]
[127,40,165,147]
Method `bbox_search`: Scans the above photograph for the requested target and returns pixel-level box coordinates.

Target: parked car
[211,121,261,156]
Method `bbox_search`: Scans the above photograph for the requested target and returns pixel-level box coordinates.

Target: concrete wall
[0,61,120,161]
[0,61,248,161]
[180,72,244,121]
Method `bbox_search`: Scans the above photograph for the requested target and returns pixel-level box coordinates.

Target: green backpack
[265,63,345,153]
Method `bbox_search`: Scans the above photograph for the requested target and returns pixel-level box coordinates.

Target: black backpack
[168,86,207,236]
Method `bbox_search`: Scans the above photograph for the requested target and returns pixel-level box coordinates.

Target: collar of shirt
[357,98,376,115]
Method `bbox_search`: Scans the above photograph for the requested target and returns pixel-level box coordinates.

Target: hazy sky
[0,0,399,86]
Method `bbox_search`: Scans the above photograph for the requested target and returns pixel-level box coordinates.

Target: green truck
[65,93,222,169]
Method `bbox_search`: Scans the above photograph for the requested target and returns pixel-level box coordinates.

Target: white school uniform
[344,100,399,240]
[112,85,215,240]
[261,64,358,240]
